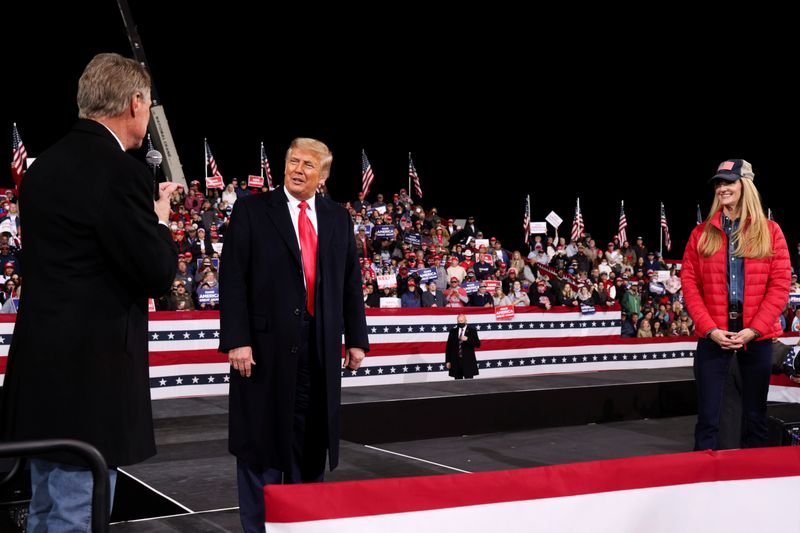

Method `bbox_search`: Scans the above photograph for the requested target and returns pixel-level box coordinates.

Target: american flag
[617,200,627,245]
[408,153,422,198]
[523,194,531,245]
[660,202,671,252]
[11,123,27,188]
[361,150,375,197]
[205,139,223,180]
[260,142,273,189]
[570,198,583,242]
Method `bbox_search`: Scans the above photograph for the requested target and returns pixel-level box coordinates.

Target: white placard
[546,211,563,228]
[474,238,489,249]
[529,222,547,234]
[379,297,402,308]
[656,270,671,282]
[377,275,397,289]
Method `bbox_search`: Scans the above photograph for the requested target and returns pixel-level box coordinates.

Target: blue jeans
[27,459,117,533]
[693,337,773,451]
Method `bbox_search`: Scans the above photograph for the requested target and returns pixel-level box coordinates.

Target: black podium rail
[0,439,109,533]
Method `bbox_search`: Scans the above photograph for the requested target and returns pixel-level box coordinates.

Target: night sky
[4,3,798,258]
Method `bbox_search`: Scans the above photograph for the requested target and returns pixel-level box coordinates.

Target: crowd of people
[4,181,800,334]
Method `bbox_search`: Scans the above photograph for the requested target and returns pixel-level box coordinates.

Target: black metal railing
[0,439,109,533]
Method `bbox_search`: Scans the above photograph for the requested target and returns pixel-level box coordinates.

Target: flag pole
[260,142,265,179]
[203,138,208,197]
[659,202,663,257]
[408,152,412,202]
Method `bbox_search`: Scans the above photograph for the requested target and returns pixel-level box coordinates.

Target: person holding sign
[219,137,368,532]
[445,314,481,379]
[682,159,791,451]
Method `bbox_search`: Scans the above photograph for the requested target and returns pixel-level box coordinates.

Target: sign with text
[404,233,421,246]
[205,176,224,190]
[580,304,596,315]
[197,258,220,270]
[474,238,489,249]
[373,225,396,239]
[464,281,480,294]
[377,275,397,289]
[247,175,264,188]
[380,297,401,308]
[375,205,387,215]
[354,223,374,236]
[484,280,500,293]
[148,298,156,312]
[495,305,515,320]
[197,287,220,305]
[529,222,547,234]
[413,267,438,282]
[656,270,671,282]
[546,211,563,228]
[790,292,800,305]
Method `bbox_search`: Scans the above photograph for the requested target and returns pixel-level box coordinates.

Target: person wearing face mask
[682,159,791,451]
[445,314,481,379]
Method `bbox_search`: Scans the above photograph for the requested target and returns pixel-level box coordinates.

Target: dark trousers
[693,336,773,451]
[236,317,327,533]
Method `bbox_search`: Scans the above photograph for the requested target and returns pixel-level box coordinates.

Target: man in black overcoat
[446,313,481,379]
[0,53,178,530]
[219,137,369,532]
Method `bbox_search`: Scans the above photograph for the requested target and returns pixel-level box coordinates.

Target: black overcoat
[219,187,369,471]
[445,325,481,378]
[0,120,177,466]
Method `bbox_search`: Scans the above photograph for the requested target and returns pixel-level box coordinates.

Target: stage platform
[99,368,698,531]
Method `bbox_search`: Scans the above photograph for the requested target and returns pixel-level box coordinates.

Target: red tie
[298,201,317,315]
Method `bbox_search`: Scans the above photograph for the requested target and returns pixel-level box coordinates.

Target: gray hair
[77,53,151,119]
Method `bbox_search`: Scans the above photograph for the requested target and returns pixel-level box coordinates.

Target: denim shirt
[721,214,744,307]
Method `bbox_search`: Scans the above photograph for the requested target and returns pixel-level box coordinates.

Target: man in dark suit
[445,314,481,379]
[0,53,178,530]
[219,137,369,532]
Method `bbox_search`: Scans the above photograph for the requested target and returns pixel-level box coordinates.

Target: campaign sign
[656,270,671,282]
[205,176,224,190]
[546,211,563,228]
[404,233,421,246]
[197,287,220,305]
[148,298,156,312]
[580,304,596,315]
[495,305,515,320]
[790,292,800,305]
[464,281,480,294]
[247,175,264,188]
[380,297,401,308]
[474,238,489,249]
[529,222,547,234]
[196,258,220,270]
[377,275,397,289]
[414,267,437,282]
[373,225,396,239]
[484,280,500,293]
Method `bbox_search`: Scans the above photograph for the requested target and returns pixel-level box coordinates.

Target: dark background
[3,2,798,259]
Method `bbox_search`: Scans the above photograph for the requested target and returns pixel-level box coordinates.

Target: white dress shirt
[283,187,318,289]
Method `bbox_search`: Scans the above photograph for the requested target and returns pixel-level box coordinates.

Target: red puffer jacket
[681,210,791,339]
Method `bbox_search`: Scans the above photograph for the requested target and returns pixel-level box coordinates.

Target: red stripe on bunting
[149,349,227,366]
[365,335,693,357]
[265,446,800,523]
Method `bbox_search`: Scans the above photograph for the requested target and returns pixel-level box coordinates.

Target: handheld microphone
[146,149,163,167]
[146,150,163,200]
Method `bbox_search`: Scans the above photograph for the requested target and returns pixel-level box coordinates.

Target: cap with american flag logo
[711,159,754,182]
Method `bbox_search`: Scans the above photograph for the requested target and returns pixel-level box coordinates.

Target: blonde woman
[509,250,525,274]
[682,159,791,451]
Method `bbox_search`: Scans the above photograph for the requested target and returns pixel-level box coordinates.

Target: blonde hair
[77,53,151,119]
[698,178,773,258]
[286,138,333,179]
